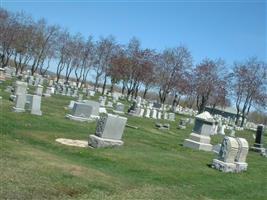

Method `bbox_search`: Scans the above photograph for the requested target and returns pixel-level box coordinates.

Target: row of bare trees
[1,8,266,125]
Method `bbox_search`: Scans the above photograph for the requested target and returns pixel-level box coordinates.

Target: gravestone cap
[195,111,214,122]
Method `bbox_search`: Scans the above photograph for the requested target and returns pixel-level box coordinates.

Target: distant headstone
[43,87,52,97]
[66,102,93,122]
[106,101,113,108]
[145,108,151,118]
[84,100,100,118]
[251,124,265,153]
[183,111,214,151]
[35,85,43,96]
[218,124,226,135]
[13,94,26,112]
[151,109,157,119]
[157,111,162,119]
[14,81,27,96]
[113,103,125,114]
[153,102,161,109]
[178,118,187,129]
[30,95,42,116]
[168,113,175,121]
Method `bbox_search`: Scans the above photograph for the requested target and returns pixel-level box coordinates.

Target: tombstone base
[113,110,124,115]
[250,146,265,153]
[183,133,212,151]
[43,93,51,97]
[31,110,42,116]
[235,162,248,172]
[212,159,236,173]
[66,114,95,122]
[89,135,123,148]
[12,107,25,113]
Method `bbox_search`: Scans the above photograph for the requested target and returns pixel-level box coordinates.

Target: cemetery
[1,75,267,200]
[0,3,267,200]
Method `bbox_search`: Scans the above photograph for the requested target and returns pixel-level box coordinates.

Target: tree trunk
[102,75,107,95]
[143,87,148,99]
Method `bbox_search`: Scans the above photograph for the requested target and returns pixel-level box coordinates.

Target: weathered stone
[35,85,43,96]
[183,112,214,151]
[30,95,42,116]
[95,114,127,140]
[66,102,94,122]
[13,93,26,112]
[89,135,123,148]
[113,103,125,114]
[212,136,239,172]
[14,81,27,95]
[89,114,127,148]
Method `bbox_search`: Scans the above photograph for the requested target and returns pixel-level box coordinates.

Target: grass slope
[0,80,266,200]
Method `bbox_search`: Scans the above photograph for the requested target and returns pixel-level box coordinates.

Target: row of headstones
[12,81,42,115]
[174,105,198,116]
[128,102,176,121]
[54,84,79,97]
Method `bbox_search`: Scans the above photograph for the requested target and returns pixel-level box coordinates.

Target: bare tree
[194,58,225,113]
[232,58,267,126]
[156,46,192,104]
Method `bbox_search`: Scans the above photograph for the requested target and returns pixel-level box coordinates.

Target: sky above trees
[1,0,266,68]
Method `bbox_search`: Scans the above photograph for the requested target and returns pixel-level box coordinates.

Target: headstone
[163,112,168,120]
[218,124,225,135]
[35,85,43,96]
[230,128,235,137]
[13,94,26,112]
[25,94,33,110]
[0,68,6,82]
[89,114,127,148]
[68,100,75,109]
[183,111,214,151]
[151,109,157,119]
[139,108,145,117]
[178,118,187,129]
[66,88,71,96]
[30,95,42,116]
[235,137,249,172]
[136,96,142,107]
[113,103,125,114]
[251,124,265,152]
[153,102,161,109]
[212,136,239,172]
[14,81,27,96]
[106,101,113,108]
[72,89,78,97]
[145,108,151,118]
[66,102,93,122]
[84,100,100,118]
[157,111,162,119]
[78,94,83,102]
[168,113,175,121]
[43,87,52,97]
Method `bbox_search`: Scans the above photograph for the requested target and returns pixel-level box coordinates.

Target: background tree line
[0,8,266,125]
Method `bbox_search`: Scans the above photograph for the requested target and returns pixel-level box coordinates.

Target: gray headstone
[95,114,127,140]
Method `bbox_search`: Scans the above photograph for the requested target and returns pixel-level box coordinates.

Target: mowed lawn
[0,81,267,200]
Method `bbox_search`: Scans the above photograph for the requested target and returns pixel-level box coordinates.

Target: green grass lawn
[0,80,267,200]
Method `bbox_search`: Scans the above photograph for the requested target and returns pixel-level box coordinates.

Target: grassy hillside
[0,80,266,200]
